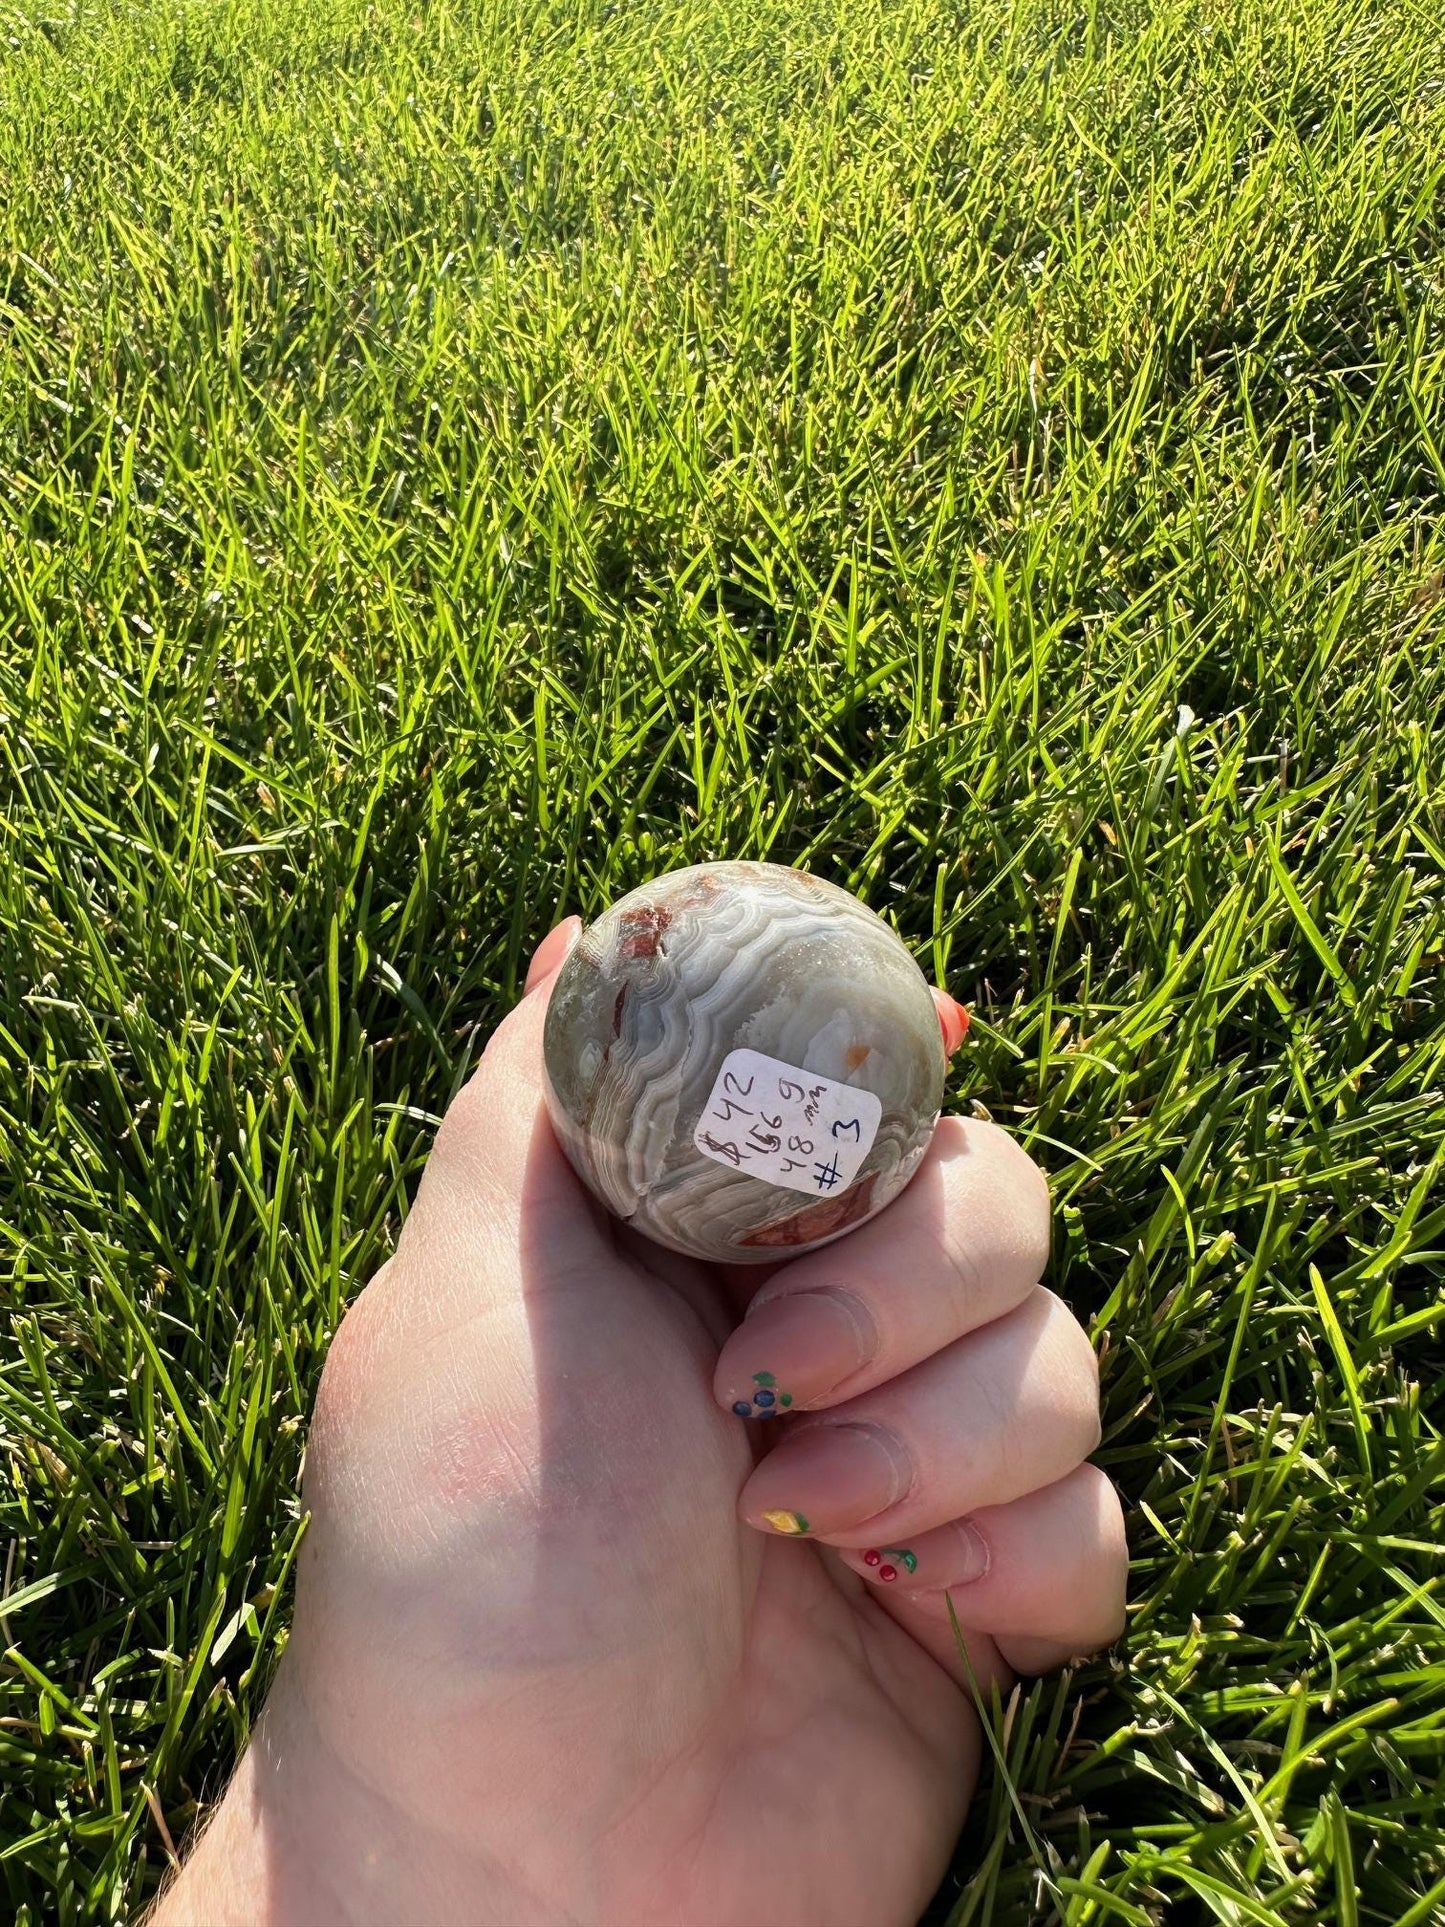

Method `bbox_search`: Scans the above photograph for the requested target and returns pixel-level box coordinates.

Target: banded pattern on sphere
[541,862,945,1263]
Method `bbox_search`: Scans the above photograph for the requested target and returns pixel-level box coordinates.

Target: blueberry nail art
[734,1369,794,1418]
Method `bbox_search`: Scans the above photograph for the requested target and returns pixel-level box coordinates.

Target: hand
[154,916,1126,1927]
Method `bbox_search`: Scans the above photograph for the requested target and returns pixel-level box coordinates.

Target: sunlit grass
[1,0,1443,1918]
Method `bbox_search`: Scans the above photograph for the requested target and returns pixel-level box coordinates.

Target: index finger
[711,1116,1052,1419]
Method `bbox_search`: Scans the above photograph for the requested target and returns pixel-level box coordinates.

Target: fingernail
[937,993,970,1058]
[860,1546,917,1583]
[717,1289,877,1417]
[741,1422,911,1537]
[760,1510,810,1535]
[847,1521,989,1590]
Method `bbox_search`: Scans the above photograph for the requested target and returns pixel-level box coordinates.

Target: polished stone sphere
[541,861,946,1263]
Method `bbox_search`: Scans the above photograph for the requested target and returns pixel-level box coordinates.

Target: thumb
[525,913,584,996]
[405,913,596,1251]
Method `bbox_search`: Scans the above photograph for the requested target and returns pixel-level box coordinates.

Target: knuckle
[974,1122,1054,1277]
[1074,1358,1105,1454]
[1093,1466,1130,1561]
[1043,1287,1100,1374]
[309,1287,381,1460]
[940,1222,990,1322]
[1037,1292,1104,1451]
[1011,1149,1054,1272]
[1008,1129,1053,1214]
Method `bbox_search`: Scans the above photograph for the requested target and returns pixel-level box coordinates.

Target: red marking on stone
[611,983,628,1036]
[737,1170,878,1249]
[677,873,725,909]
[617,904,672,961]
[878,1564,898,1582]
[862,1549,881,1568]
[844,1042,871,1071]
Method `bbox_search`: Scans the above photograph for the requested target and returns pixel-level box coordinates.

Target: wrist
[150,1661,574,1927]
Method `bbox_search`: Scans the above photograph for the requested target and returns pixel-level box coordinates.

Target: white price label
[693,1048,882,1198]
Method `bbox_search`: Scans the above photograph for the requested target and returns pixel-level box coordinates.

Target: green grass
[1,0,1443,1917]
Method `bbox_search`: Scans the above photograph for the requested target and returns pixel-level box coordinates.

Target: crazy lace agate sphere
[541,861,946,1263]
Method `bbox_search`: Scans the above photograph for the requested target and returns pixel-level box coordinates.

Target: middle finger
[736,1286,1101,1546]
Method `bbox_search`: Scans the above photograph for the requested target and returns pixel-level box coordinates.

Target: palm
[506,1212,984,1926]
[707,1544,978,1924]
[296,1136,981,1927]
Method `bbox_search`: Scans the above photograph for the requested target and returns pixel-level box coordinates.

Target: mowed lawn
[2,0,1443,1917]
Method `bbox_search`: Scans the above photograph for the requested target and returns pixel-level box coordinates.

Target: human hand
[154,914,1126,1927]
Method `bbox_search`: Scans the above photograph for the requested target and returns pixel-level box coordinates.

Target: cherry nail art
[862,1547,917,1582]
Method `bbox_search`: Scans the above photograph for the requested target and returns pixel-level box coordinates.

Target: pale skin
[151,916,1127,1927]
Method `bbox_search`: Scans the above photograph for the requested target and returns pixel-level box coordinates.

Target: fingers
[714,1115,1051,1418]
[738,1286,1099,1543]
[836,1466,1128,1686]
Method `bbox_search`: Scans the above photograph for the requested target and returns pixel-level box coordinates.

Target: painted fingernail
[761,1510,810,1535]
[937,993,970,1058]
[848,1521,989,1589]
[862,1547,919,1582]
[740,1422,911,1537]
[717,1289,877,1415]
[729,1369,794,1419]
